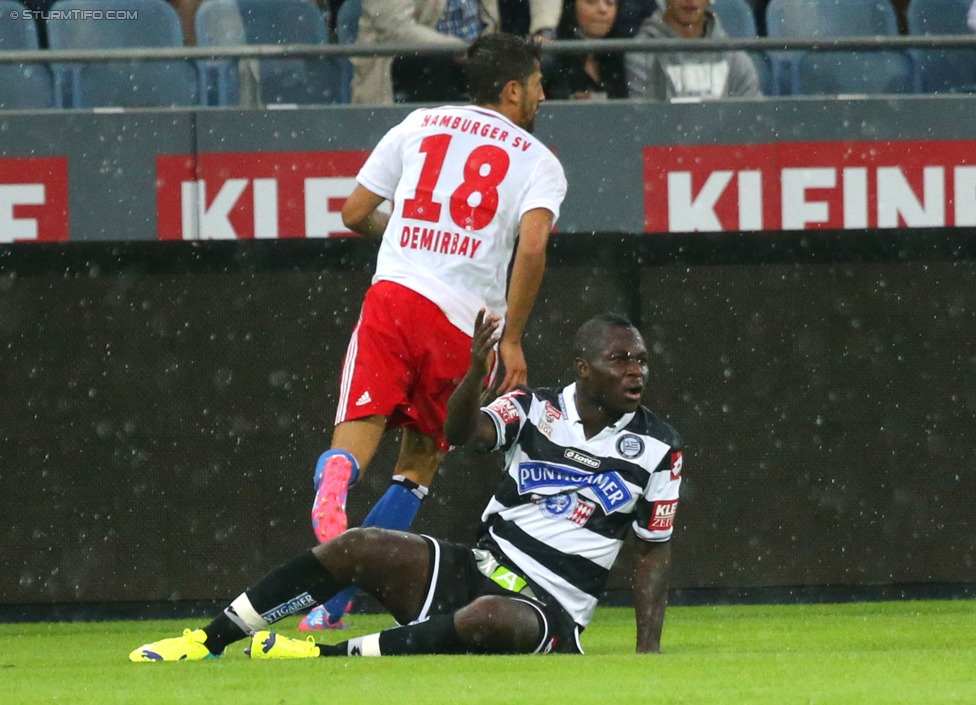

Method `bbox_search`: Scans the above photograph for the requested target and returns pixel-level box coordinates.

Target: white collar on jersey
[560,383,636,437]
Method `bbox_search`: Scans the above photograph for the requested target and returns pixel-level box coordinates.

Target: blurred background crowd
[1,0,975,108]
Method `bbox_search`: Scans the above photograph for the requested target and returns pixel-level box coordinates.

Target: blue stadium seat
[795,50,915,95]
[765,0,913,96]
[711,0,774,94]
[195,0,344,106]
[907,0,976,93]
[0,0,57,108]
[45,0,199,108]
[334,0,361,102]
[713,0,758,38]
[766,0,899,37]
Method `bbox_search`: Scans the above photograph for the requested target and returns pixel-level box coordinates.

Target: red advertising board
[0,157,69,243]
[156,150,370,240]
[643,140,976,232]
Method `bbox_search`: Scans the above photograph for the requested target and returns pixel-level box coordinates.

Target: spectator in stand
[353,0,562,104]
[543,0,628,100]
[625,0,761,100]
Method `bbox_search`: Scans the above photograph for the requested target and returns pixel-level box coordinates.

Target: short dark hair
[573,313,636,361]
[465,33,541,106]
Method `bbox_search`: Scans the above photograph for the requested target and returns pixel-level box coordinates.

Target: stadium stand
[713,0,758,39]
[0,0,57,108]
[334,0,360,103]
[45,0,200,108]
[712,0,775,94]
[194,0,344,106]
[907,0,976,93]
[766,0,915,95]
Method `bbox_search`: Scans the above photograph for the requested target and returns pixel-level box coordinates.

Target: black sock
[203,550,343,654]
[318,614,465,657]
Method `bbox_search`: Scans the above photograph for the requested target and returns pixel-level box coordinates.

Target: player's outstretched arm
[498,207,553,394]
[445,310,500,450]
[633,540,672,654]
[342,184,389,238]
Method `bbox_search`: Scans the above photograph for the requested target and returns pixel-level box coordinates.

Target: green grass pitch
[2,600,974,704]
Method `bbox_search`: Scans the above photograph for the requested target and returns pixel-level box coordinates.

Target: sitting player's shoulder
[631,407,682,450]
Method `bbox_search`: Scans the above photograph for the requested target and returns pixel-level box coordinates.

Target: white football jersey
[477,383,682,627]
[356,105,567,336]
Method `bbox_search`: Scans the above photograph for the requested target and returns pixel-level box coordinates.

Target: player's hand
[471,309,501,377]
[496,337,527,395]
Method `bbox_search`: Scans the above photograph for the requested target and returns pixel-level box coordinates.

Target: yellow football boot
[128,628,217,662]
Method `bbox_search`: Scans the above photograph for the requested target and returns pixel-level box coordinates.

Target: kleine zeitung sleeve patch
[648,499,678,531]
[487,396,521,425]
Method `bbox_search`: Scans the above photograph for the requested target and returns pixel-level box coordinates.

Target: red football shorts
[335,281,493,451]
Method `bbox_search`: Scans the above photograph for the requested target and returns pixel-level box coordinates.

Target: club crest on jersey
[535,493,596,527]
[616,434,645,459]
[517,462,632,513]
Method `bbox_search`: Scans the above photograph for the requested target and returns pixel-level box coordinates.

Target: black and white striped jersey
[475,383,682,628]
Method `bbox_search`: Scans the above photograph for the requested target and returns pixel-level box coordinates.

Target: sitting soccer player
[129,310,683,659]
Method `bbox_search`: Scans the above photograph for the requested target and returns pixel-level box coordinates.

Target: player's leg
[251,538,548,659]
[277,596,543,658]
[303,417,389,631]
[319,595,543,657]
[129,528,430,662]
[304,284,416,629]
[452,596,546,653]
[315,428,444,626]
[310,416,386,545]
[310,283,413,547]
[310,283,482,630]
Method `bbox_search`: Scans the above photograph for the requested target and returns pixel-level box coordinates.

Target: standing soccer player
[300,33,567,630]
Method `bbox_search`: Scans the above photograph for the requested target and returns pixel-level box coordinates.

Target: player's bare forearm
[498,247,544,393]
[633,540,671,654]
[445,310,500,449]
[499,209,551,394]
[342,185,389,238]
[349,210,389,238]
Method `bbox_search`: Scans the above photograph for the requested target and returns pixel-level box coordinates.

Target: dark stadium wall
[2,99,976,610]
[1,233,974,608]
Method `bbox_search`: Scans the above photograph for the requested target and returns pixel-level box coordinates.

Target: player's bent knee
[312,526,371,560]
[316,526,384,552]
[312,527,403,564]
[454,596,543,654]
